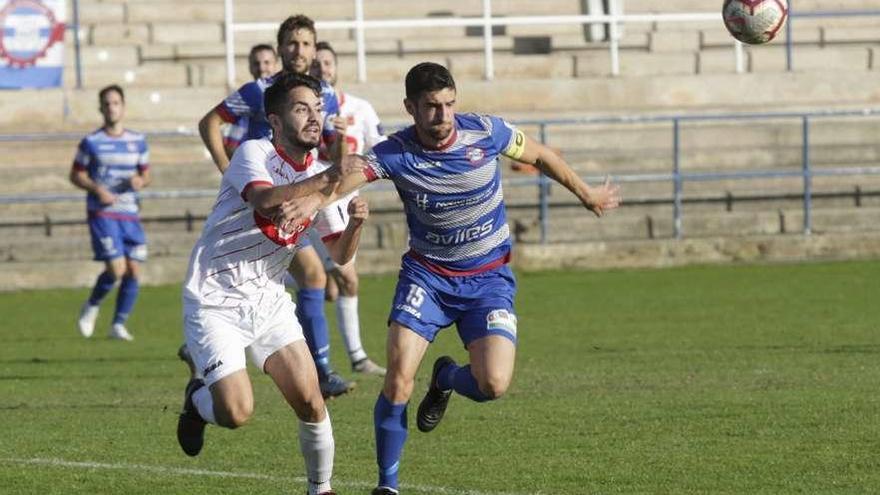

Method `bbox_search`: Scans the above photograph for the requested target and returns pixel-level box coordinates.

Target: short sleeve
[311,192,354,241]
[482,114,520,158]
[362,139,400,182]
[321,82,340,140]
[137,139,150,171]
[363,103,386,152]
[217,81,261,123]
[71,138,91,171]
[224,140,273,201]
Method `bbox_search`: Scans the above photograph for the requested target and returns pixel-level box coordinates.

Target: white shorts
[183,293,304,387]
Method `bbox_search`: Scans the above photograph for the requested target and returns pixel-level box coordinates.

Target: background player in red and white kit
[71,84,151,342]
[176,73,367,495]
[313,41,387,376]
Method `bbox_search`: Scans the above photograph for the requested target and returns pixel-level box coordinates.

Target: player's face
[279,28,316,75]
[315,49,337,86]
[99,90,125,126]
[406,87,456,144]
[274,86,323,150]
[249,49,277,80]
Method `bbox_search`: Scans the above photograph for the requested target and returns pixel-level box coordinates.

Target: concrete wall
[3,231,879,291]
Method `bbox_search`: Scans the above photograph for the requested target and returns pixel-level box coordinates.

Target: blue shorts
[88,216,148,262]
[388,255,518,346]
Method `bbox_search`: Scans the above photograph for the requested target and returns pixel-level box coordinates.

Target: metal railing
[515,107,880,240]
[223,0,880,87]
[2,108,880,243]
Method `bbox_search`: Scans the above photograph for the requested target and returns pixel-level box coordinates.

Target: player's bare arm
[247,168,341,214]
[198,108,232,173]
[129,167,151,191]
[328,116,348,165]
[323,197,368,265]
[509,130,621,217]
[69,168,116,205]
[270,153,370,230]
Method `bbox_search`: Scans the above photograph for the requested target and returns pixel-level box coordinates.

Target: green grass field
[1,260,879,494]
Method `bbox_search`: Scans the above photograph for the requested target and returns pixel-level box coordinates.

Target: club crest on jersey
[465,146,486,165]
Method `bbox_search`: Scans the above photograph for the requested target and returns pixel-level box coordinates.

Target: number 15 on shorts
[405,284,426,307]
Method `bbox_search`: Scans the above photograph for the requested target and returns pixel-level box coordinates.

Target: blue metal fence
[511,108,880,241]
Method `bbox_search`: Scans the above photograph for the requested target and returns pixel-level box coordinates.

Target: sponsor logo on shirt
[424,219,493,245]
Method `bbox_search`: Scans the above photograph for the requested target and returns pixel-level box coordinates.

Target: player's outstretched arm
[199,108,231,174]
[323,197,368,266]
[512,133,621,217]
[266,154,371,232]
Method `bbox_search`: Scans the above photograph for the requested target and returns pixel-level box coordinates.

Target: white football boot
[77,303,99,338]
[109,323,134,341]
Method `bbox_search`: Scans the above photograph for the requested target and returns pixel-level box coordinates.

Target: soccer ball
[722,0,788,45]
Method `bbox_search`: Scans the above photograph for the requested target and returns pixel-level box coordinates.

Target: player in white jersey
[312,41,387,376]
[71,85,151,342]
[176,73,368,495]
[196,15,355,399]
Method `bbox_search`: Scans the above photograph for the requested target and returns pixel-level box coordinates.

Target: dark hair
[405,62,455,101]
[249,43,276,59]
[263,72,322,118]
[276,15,316,48]
[315,41,336,61]
[98,84,124,104]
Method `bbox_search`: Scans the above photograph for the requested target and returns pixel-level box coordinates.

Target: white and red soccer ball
[723,0,789,45]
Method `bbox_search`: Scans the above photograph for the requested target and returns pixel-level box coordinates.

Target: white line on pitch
[0,457,533,495]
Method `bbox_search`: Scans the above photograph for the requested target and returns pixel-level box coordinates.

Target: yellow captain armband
[502,129,527,160]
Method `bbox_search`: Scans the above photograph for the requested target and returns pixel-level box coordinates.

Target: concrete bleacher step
[62,62,193,89]
[518,205,880,243]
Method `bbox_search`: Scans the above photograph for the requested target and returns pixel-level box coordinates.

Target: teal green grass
[1,260,878,494]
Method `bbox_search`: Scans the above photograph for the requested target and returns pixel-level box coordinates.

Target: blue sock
[374,393,407,490]
[440,364,490,403]
[112,276,139,325]
[297,288,332,375]
[88,271,117,306]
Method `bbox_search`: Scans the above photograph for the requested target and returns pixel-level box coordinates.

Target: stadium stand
[1,0,880,288]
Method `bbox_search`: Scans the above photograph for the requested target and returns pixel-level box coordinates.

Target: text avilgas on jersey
[425,219,494,245]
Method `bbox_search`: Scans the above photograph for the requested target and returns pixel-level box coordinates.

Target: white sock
[336,295,367,363]
[283,272,299,290]
[299,410,334,495]
[192,386,216,424]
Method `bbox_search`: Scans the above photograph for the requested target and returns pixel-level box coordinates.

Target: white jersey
[311,91,385,235]
[337,92,385,155]
[183,139,347,307]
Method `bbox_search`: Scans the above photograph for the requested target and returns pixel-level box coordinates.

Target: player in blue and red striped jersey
[71,84,151,342]
[196,15,354,399]
[221,44,280,157]
[281,63,621,494]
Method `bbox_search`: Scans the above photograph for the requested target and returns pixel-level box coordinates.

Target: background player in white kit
[176,73,368,495]
[312,41,387,376]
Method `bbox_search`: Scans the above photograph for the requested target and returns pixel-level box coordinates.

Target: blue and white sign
[0,0,66,88]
